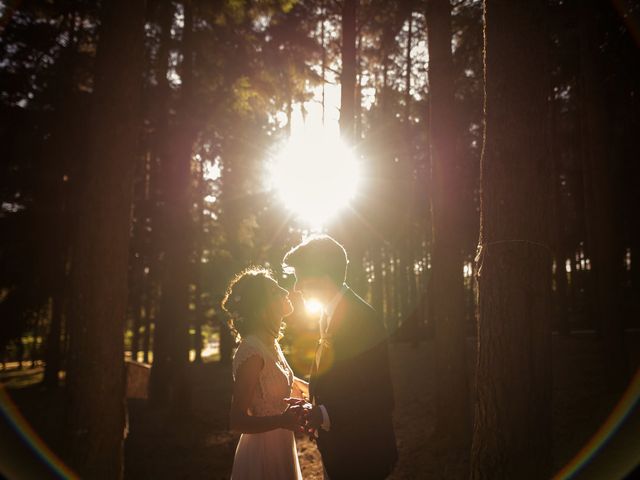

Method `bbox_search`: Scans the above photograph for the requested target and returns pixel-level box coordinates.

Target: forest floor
[3,332,639,479]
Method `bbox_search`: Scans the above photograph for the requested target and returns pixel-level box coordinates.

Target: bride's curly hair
[221,267,277,340]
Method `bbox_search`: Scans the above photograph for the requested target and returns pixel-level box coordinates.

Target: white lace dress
[230,335,303,480]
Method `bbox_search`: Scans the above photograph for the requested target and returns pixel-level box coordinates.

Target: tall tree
[64,0,146,478]
[471,1,552,479]
[149,0,197,410]
[426,0,471,455]
[340,0,357,142]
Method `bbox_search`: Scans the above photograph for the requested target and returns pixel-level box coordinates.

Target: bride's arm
[292,376,309,400]
[230,355,301,434]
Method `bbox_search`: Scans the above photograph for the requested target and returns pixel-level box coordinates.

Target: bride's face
[262,279,293,333]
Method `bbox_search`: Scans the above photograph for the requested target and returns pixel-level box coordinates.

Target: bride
[222,267,308,480]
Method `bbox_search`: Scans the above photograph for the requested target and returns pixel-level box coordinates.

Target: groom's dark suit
[309,286,398,480]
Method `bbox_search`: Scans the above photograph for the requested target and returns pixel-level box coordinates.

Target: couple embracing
[223,235,398,480]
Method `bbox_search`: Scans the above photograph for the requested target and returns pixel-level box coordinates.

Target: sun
[268,133,361,229]
[303,298,324,316]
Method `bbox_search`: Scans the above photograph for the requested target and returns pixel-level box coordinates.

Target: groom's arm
[313,315,395,432]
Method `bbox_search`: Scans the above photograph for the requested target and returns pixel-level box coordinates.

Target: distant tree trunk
[193,163,205,365]
[130,263,144,362]
[146,0,173,380]
[339,0,356,143]
[320,0,327,126]
[193,299,202,364]
[633,229,640,323]
[64,0,146,477]
[16,337,24,369]
[554,249,570,335]
[131,310,141,363]
[578,0,628,393]
[149,0,196,411]
[218,310,233,366]
[404,11,412,122]
[355,31,363,140]
[371,247,384,314]
[286,88,293,138]
[396,254,408,324]
[550,104,570,336]
[471,2,552,479]
[426,0,471,452]
[142,296,152,364]
[339,0,363,295]
[142,278,154,365]
[39,14,78,387]
[43,292,63,387]
[402,9,418,336]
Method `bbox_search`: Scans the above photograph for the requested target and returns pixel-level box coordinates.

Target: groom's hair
[283,235,348,286]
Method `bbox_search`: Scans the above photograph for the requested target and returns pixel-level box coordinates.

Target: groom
[283,235,398,479]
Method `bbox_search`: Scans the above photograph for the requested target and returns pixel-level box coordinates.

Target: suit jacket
[309,287,398,480]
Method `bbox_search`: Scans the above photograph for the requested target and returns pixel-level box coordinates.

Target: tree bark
[471,1,552,479]
[426,0,471,451]
[64,0,146,477]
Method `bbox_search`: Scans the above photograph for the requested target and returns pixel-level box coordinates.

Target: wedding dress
[230,335,303,480]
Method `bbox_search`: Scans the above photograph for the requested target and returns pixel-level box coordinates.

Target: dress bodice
[232,335,294,417]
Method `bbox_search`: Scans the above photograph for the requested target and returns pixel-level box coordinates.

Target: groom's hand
[304,405,323,431]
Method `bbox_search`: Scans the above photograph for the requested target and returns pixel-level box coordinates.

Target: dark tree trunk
[142,286,153,364]
[149,0,196,411]
[549,98,570,335]
[64,0,146,477]
[471,2,552,479]
[371,247,384,315]
[42,292,63,388]
[578,0,629,393]
[339,0,356,142]
[130,265,144,362]
[321,0,327,125]
[193,162,205,365]
[426,0,471,451]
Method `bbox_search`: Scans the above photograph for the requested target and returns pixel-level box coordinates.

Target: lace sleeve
[232,338,264,380]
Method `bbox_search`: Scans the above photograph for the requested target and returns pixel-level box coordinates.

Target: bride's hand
[279,404,306,432]
[284,397,308,407]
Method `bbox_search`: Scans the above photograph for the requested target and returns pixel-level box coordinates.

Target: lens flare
[303,298,324,316]
[268,133,361,229]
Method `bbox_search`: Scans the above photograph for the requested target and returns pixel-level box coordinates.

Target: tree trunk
[149,0,196,411]
[42,292,63,388]
[64,0,146,477]
[339,0,356,143]
[142,284,153,364]
[218,310,233,366]
[130,265,144,362]
[470,2,552,479]
[549,97,570,335]
[578,0,628,393]
[426,0,471,452]
[371,246,384,314]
